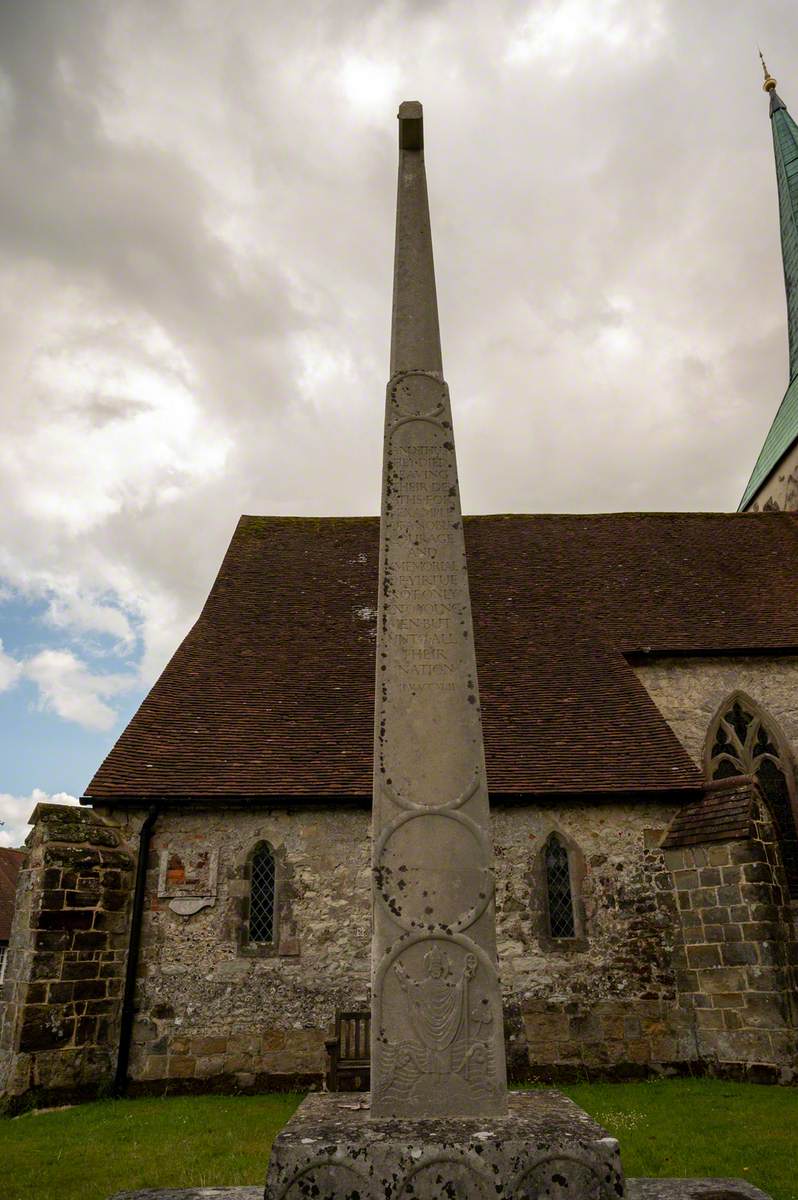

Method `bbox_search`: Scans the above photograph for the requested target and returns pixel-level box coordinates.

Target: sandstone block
[698,967,748,994]
[167,1056,196,1078]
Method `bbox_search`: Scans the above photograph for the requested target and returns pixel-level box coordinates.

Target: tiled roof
[0,847,24,942]
[661,778,758,848]
[86,512,798,802]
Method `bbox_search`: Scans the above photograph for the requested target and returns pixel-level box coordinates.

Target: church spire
[739,60,798,509]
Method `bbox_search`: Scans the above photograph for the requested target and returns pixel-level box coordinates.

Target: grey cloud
[0,0,797,705]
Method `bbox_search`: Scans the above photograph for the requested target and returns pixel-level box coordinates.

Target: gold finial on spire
[760,48,777,92]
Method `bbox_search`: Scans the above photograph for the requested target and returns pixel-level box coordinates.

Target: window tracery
[705,692,798,898]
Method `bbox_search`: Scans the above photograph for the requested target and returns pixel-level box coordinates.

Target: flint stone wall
[3,790,796,1102]
[0,803,136,1109]
[632,656,798,770]
[119,800,691,1089]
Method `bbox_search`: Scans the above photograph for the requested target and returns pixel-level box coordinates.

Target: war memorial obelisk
[263,101,627,1200]
[370,99,507,1120]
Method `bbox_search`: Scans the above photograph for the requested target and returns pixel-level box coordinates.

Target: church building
[1,69,798,1110]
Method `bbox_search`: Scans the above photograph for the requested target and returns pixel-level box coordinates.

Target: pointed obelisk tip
[398,100,423,151]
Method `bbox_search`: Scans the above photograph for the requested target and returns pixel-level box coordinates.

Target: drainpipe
[115,805,159,1096]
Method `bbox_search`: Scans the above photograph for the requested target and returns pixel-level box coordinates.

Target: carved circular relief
[389,369,448,427]
[510,1153,606,1200]
[275,1156,370,1200]
[374,808,492,933]
[381,772,480,814]
[396,1152,495,1199]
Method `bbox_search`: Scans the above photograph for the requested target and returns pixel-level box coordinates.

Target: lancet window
[544,835,577,939]
[248,843,277,944]
[705,692,798,898]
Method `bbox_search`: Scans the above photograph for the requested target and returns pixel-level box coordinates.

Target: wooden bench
[324,1009,370,1092]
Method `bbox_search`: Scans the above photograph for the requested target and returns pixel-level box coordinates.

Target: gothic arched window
[249,843,277,944]
[705,692,798,898]
[545,835,576,939]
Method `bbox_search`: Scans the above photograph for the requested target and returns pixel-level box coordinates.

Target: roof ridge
[236,511,798,523]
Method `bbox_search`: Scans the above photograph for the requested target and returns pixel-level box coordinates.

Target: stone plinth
[264,1089,624,1199]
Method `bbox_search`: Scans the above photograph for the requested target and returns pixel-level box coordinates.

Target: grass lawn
[1,1080,795,1200]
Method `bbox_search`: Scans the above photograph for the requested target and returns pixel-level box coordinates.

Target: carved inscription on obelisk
[370,102,507,1119]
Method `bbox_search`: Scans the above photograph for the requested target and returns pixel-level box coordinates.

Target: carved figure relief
[395,945,474,1072]
[374,936,500,1112]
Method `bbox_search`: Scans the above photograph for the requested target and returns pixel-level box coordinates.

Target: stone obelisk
[370,100,507,1119]
[264,102,627,1200]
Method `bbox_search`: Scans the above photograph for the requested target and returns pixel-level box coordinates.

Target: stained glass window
[545,837,576,939]
[249,844,276,944]
[706,694,798,899]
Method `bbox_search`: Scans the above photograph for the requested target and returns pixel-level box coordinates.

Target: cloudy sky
[0,0,796,844]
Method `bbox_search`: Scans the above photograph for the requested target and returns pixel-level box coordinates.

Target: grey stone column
[370,101,507,1119]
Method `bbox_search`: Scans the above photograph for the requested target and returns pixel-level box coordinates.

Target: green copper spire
[740,59,798,509]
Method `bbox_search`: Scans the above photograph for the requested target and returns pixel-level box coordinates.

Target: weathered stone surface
[0,803,137,1109]
[107,1179,774,1200]
[109,1191,262,1200]
[370,100,506,1119]
[663,802,798,1079]
[626,1181,771,1200]
[265,1090,624,1199]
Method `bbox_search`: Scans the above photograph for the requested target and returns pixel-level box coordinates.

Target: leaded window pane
[545,839,576,939]
[758,758,798,897]
[250,846,276,943]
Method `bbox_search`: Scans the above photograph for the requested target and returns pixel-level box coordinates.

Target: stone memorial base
[264,1089,624,1199]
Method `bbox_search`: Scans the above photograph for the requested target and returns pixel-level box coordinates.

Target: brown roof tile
[0,847,24,942]
[86,512,798,801]
[661,777,759,848]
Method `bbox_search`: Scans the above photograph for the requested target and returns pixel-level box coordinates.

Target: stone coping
[109,1191,263,1199]
[627,1181,771,1200]
[109,1179,772,1200]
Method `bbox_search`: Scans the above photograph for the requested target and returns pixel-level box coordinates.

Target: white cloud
[25,649,133,732]
[45,592,135,651]
[0,638,21,692]
[0,789,79,849]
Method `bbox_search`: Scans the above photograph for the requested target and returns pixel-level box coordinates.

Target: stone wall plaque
[157,847,218,915]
